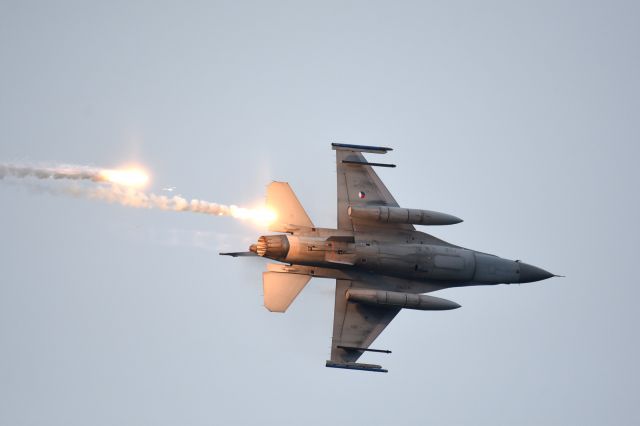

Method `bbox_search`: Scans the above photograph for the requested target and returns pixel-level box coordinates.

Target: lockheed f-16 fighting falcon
[222,143,558,373]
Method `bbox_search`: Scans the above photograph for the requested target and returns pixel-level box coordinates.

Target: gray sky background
[1,1,639,425]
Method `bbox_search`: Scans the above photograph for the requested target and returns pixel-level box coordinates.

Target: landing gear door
[325,236,357,265]
[354,238,380,269]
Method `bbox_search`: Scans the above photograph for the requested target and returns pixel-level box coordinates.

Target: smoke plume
[0,164,102,181]
[0,163,275,225]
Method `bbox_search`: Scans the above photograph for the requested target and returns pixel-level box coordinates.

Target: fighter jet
[222,143,557,373]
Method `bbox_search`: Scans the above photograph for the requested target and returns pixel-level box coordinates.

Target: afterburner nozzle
[253,235,290,260]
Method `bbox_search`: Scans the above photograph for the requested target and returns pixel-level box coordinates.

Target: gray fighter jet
[222,143,557,373]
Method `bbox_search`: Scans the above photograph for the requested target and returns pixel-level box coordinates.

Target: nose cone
[518,262,554,283]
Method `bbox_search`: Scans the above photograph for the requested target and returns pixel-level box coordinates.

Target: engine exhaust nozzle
[252,235,290,259]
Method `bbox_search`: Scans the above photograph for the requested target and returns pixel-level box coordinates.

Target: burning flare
[0,164,149,188]
[96,168,149,188]
[0,162,276,228]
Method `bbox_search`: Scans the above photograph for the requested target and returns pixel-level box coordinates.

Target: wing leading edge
[327,274,447,372]
[330,278,400,367]
[333,143,414,232]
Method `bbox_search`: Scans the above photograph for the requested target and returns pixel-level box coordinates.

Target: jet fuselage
[252,228,553,286]
[224,143,558,372]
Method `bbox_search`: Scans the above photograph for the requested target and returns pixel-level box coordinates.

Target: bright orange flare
[230,205,278,228]
[98,168,149,188]
[251,206,278,227]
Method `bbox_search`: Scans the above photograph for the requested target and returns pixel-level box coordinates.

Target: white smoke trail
[0,163,276,225]
[0,163,150,187]
[75,184,263,219]
[0,163,101,181]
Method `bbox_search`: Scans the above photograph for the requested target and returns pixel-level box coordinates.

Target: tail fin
[266,182,314,233]
[263,271,311,312]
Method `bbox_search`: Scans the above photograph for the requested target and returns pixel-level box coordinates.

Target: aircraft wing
[327,274,446,372]
[329,278,400,370]
[333,143,414,232]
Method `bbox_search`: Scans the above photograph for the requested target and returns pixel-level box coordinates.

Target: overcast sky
[1,1,639,425]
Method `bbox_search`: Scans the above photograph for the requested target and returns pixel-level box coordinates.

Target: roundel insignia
[358,191,366,199]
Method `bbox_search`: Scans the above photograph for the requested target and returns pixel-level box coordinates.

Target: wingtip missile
[325,360,388,373]
[331,143,393,154]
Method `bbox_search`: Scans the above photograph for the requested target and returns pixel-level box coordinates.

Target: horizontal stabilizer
[325,360,388,373]
[263,271,311,313]
[331,143,392,154]
[266,182,314,233]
